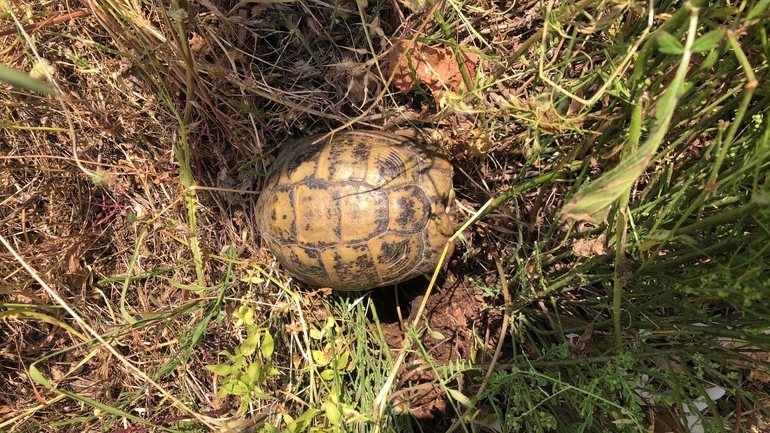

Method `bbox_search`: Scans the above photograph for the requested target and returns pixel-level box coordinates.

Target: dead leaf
[389,40,478,101]
[721,338,770,383]
[397,0,431,12]
[573,234,611,257]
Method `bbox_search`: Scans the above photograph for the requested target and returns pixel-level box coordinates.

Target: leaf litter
[389,39,479,101]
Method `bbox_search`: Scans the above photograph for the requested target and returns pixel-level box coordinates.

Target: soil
[369,270,505,427]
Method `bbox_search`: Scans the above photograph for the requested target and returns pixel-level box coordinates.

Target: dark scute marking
[331,250,374,275]
[352,141,370,162]
[270,209,277,222]
[394,196,416,229]
[356,254,376,273]
[378,239,412,270]
[326,140,345,178]
[292,246,320,260]
[283,139,325,179]
[286,248,328,282]
[331,251,347,271]
[306,177,329,190]
[266,193,280,209]
[371,192,391,234]
[328,189,343,241]
[374,213,389,235]
[288,188,297,241]
[376,151,407,182]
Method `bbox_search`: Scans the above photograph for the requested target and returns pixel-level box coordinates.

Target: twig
[0,10,90,37]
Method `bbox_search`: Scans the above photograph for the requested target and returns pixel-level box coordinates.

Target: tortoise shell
[255,130,455,291]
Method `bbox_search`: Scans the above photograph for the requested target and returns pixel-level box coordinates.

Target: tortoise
[255,130,455,291]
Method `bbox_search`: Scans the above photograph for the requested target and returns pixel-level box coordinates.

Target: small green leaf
[261,331,274,359]
[337,349,350,370]
[247,359,263,382]
[428,329,446,340]
[309,328,323,340]
[320,369,335,381]
[204,364,236,376]
[691,29,726,52]
[241,330,260,356]
[233,305,255,326]
[286,408,320,433]
[0,65,55,95]
[218,349,237,362]
[220,378,250,396]
[240,275,265,284]
[323,399,341,424]
[251,387,273,400]
[447,389,473,409]
[312,349,330,366]
[167,8,188,21]
[656,31,684,54]
[29,365,54,387]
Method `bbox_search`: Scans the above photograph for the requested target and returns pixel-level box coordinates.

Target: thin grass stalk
[0,234,216,430]
[611,71,646,346]
[160,0,206,287]
[432,4,476,102]
[537,0,653,108]
[639,31,759,273]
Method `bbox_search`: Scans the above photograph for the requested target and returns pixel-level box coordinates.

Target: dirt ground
[372,274,502,421]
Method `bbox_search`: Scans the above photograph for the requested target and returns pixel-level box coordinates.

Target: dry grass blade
[0,234,217,431]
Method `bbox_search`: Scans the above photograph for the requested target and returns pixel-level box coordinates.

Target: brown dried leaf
[573,234,611,257]
[721,338,770,383]
[389,40,478,100]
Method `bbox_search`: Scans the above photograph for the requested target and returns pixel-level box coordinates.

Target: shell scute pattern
[366,147,414,188]
[369,234,421,282]
[338,184,389,242]
[282,244,327,284]
[256,130,454,291]
[388,186,430,232]
[283,141,323,184]
[264,188,295,242]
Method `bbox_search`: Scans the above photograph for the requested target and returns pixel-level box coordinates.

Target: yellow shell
[256,131,455,291]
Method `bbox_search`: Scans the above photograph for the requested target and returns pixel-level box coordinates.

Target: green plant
[204,304,280,415]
